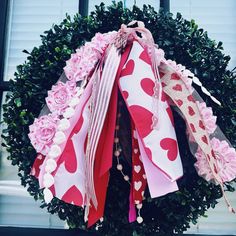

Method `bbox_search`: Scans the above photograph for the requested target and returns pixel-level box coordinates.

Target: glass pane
[89,0,160,12]
[171,0,236,69]
[1,0,79,180]
[3,0,79,82]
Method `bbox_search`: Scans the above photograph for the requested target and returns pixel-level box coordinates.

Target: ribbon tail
[87,43,132,227]
[137,132,179,198]
[87,80,118,227]
[129,185,137,223]
[86,45,121,209]
[131,121,147,204]
[160,60,236,213]
[118,40,183,182]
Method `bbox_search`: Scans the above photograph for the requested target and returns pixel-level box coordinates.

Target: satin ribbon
[115,21,163,130]
[87,43,132,226]
[85,45,121,213]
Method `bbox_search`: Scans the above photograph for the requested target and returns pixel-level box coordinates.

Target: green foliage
[2,2,236,235]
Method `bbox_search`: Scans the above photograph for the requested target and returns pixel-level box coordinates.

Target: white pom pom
[48,145,61,158]
[58,118,70,131]
[137,216,143,224]
[43,188,53,203]
[63,107,75,118]
[136,204,143,209]
[45,159,57,173]
[117,164,123,171]
[43,173,55,188]
[69,97,80,107]
[53,131,66,144]
[124,175,129,181]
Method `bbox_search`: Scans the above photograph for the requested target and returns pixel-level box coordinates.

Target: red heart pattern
[121,59,135,77]
[129,105,153,138]
[201,135,208,145]
[190,123,196,133]
[199,120,205,130]
[139,50,152,65]
[160,138,178,161]
[61,185,83,205]
[172,84,182,91]
[171,73,181,80]
[140,78,155,96]
[175,99,183,106]
[188,106,195,116]
[187,95,194,102]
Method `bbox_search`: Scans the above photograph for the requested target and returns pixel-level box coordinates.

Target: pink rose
[91,33,108,53]
[64,51,82,81]
[46,81,76,115]
[194,137,236,182]
[29,114,59,155]
[196,101,217,134]
[63,31,117,82]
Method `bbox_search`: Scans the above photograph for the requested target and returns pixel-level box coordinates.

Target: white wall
[171,0,236,69]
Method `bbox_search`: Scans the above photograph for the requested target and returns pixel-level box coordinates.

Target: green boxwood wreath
[2,2,236,235]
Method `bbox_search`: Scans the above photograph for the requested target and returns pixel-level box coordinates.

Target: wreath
[2,2,236,236]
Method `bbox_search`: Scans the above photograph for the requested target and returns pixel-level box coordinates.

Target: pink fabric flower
[63,31,117,82]
[64,50,83,81]
[196,101,217,134]
[195,137,236,182]
[186,102,217,142]
[91,33,108,53]
[29,114,59,155]
[46,81,76,115]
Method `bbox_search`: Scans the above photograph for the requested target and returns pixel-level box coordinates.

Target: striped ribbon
[85,45,121,213]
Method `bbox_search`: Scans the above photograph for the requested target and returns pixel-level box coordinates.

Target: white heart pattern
[134,165,141,173]
[134,181,142,191]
